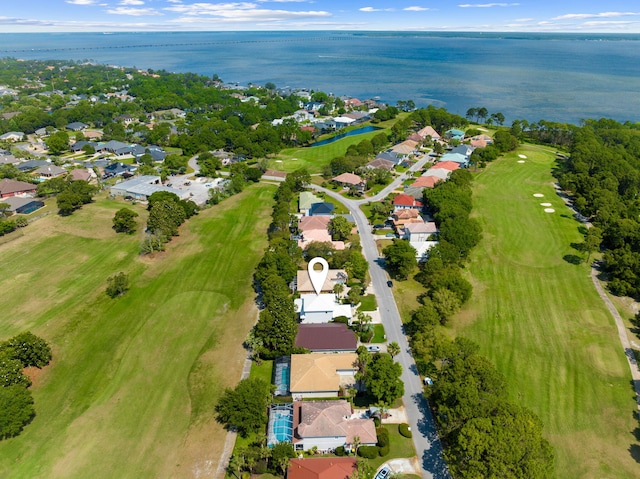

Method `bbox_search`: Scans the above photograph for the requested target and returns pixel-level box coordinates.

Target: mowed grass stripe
[455,145,638,478]
[0,184,275,479]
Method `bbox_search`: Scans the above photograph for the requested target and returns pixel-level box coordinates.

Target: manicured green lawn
[371,324,386,343]
[250,359,274,386]
[0,184,275,479]
[368,424,416,470]
[452,144,638,478]
[359,294,378,311]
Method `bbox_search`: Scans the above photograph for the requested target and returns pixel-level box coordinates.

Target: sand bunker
[275,160,283,163]
[517,160,525,163]
[544,208,555,213]
[518,154,527,158]
[533,193,544,198]
[540,202,552,206]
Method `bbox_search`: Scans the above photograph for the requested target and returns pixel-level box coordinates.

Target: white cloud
[166,0,182,3]
[359,7,394,12]
[164,2,331,22]
[65,0,98,5]
[552,12,640,20]
[106,7,162,15]
[120,0,145,5]
[582,20,638,26]
[513,17,534,22]
[458,3,519,7]
[404,6,430,12]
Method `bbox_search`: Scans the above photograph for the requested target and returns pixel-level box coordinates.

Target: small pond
[310,125,382,147]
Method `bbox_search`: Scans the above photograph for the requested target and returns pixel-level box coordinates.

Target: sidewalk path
[590,266,640,414]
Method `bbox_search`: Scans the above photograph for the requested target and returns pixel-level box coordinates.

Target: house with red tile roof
[292,400,377,451]
[287,457,357,479]
[411,176,442,189]
[0,178,37,198]
[332,173,366,191]
[434,160,461,171]
[393,193,423,211]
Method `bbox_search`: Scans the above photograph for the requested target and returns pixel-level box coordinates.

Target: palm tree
[387,341,401,358]
[334,283,345,299]
[351,435,361,456]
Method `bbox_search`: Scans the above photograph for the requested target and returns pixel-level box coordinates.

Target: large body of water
[1,31,639,125]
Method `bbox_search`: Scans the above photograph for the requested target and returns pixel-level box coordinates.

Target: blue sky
[2,1,640,32]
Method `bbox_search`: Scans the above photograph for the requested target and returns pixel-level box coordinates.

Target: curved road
[311,152,451,479]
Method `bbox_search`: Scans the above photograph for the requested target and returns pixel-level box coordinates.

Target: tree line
[0,332,52,439]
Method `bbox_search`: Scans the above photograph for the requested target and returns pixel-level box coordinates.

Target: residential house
[263,169,287,182]
[434,160,460,172]
[295,323,357,353]
[299,191,323,214]
[69,168,93,182]
[309,202,335,216]
[290,354,358,399]
[440,152,469,168]
[366,158,395,170]
[332,173,366,192]
[0,131,24,142]
[403,222,439,261]
[0,178,37,198]
[104,162,137,177]
[34,164,67,179]
[17,160,49,172]
[342,111,369,123]
[1,112,20,120]
[417,125,442,141]
[391,139,419,157]
[34,127,49,137]
[0,153,19,166]
[66,121,88,131]
[2,196,44,214]
[393,193,423,212]
[450,144,474,157]
[407,132,423,143]
[409,176,442,190]
[445,128,465,141]
[292,400,377,451]
[287,457,357,479]
[374,151,403,166]
[83,130,102,140]
[296,269,347,294]
[98,140,130,154]
[392,208,423,229]
[333,116,356,129]
[294,294,352,324]
[423,167,452,181]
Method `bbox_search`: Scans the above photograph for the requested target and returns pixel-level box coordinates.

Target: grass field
[0,184,275,479]
[451,144,639,478]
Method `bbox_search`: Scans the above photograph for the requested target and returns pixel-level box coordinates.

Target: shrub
[333,316,350,325]
[335,445,345,456]
[106,272,129,298]
[399,423,412,438]
[378,444,390,457]
[376,427,389,447]
[357,445,379,459]
[373,417,381,428]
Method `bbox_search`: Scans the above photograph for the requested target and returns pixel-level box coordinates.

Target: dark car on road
[387,280,393,287]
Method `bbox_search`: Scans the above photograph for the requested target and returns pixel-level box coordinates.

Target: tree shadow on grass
[563,254,583,265]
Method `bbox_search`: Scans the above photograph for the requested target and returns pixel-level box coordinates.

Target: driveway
[309,151,451,479]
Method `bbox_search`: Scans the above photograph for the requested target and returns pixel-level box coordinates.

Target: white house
[294,294,352,323]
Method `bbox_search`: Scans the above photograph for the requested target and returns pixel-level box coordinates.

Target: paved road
[310,153,451,479]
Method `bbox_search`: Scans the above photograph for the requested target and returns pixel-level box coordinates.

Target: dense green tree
[215,378,270,437]
[303,241,336,262]
[45,130,69,154]
[147,200,186,237]
[0,355,30,388]
[112,207,138,234]
[364,353,404,405]
[328,215,352,241]
[0,385,35,439]
[270,442,296,474]
[106,272,129,298]
[1,331,52,368]
[382,239,417,280]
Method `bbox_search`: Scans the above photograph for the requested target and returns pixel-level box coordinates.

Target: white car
[375,465,392,479]
[367,345,381,353]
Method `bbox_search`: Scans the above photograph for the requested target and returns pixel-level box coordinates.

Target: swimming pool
[267,403,294,446]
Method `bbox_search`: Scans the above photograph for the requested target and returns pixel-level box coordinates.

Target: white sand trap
[518,154,527,159]
[517,160,525,163]
[275,160,283,163]
[540,202,552,206]
[533,193,544,198]
[544,208,555,213]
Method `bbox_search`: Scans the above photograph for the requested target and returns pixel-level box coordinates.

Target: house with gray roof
[66,122,88,131]
[110,175,189,201]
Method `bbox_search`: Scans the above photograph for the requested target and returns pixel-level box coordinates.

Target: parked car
[367,345,381,353]
[374,466,392,479]
[387,280,393,288]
